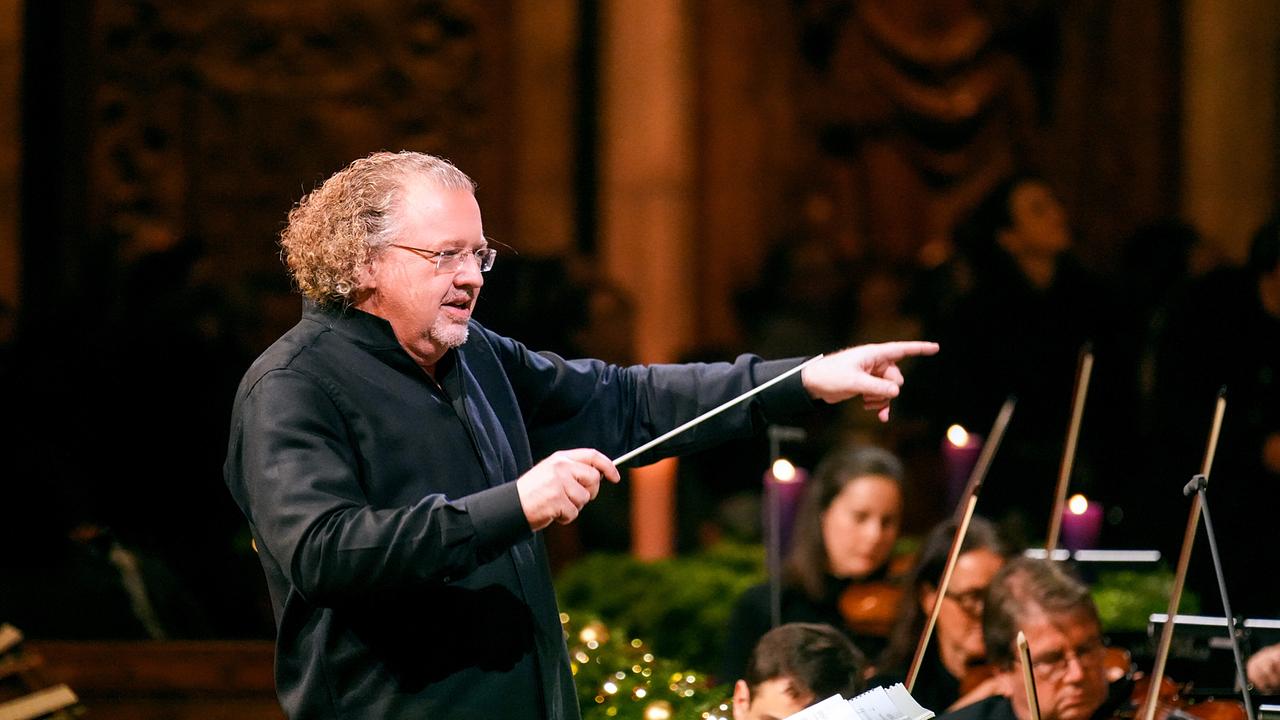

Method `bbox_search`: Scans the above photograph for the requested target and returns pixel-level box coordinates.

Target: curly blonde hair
[280,151,476,308]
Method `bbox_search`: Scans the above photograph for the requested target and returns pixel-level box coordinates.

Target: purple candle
[942,424,982,507]
[764,460,808,555]
[1060,494,1103,551]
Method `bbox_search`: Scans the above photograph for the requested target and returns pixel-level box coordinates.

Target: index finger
[865,341,939,362]
[559,447,621,483]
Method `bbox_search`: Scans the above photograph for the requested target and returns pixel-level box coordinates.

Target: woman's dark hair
[877,515,1008,672]
[782,445,904,601]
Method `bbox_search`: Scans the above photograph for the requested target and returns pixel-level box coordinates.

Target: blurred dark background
[0,0,1277,646]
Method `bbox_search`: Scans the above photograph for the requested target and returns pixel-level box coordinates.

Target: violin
[838,582,903,638]
[1119,674,1246,720]
[837,554,912,638]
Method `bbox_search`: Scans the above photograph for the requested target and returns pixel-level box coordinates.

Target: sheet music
[784,683,934,720]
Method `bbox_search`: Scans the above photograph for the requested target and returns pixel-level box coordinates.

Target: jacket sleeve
[226,367,532,605]
[482,328,818,465]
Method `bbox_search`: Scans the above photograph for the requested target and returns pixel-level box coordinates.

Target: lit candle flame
[946,424,971,447]
[771,458,797,482]
[1068,493,1089,515]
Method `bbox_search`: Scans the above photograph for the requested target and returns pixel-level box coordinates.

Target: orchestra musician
[935,557,1131,720]
[731,622,866,720]
[1248,642,1280,695]
[721,444,905,681]
[872,516,1010,712]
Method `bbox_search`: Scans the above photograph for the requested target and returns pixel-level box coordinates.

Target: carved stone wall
[801,0,1042,265]
[86,0,512,337]
[4,1,517,636]
[697,0,1185,346]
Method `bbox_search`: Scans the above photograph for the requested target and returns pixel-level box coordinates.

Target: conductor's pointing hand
[801,341,940,421]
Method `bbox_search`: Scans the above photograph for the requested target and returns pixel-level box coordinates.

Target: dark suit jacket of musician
[934,678,1134,720]
[224,304,815,719]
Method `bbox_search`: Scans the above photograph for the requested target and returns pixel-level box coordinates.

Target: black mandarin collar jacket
[225,303,814,719]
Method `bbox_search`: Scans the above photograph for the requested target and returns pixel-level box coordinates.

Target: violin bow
[1045,346,1094,553]
[1016,631,1042,720]
[610,355,823,466]
[906,397,1016,691]
[1140,390,1227,720]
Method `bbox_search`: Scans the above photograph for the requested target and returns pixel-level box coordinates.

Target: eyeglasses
[1023,637,1105,678]
[388,244,496,273]
[943,587,987,616]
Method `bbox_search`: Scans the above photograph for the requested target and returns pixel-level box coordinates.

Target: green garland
[1091,568,1199,631]
[556,542,765,673]
[557,542,1193,717]
[562,613,733,720]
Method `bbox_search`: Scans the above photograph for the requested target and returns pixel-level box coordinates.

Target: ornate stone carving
[88,0,502,283]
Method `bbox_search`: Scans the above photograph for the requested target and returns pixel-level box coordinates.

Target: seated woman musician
[720,444,904,682]
[871,516,1009,712]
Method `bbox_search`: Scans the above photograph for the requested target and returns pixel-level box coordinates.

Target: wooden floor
[24,640,285,720]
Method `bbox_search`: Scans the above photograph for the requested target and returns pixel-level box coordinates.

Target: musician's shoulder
[934,695,1014,720]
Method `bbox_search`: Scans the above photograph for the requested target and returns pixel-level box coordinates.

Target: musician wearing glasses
[223,151,938,720]
[936,558,1130,720]
[872,516,1010,713]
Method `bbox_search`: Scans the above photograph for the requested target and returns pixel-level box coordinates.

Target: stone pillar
[0,0,21,340]
[599,0,698,559]
[1182,0,1279,261]
[510,0,577,256]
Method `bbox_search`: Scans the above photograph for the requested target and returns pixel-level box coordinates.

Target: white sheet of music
[784,683,934,720]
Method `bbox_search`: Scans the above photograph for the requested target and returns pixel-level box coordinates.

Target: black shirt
[935,679,1134,720]
[869,646,960,715]
[225,305,814,719]
[721,574,890,682]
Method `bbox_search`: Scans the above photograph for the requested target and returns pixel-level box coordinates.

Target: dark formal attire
[224,304,814,719]
[870,646,960,714]
[929,251,1122,537]
[720,574,889,683]
[934,678,1133,720]
[1153,267,1280,616]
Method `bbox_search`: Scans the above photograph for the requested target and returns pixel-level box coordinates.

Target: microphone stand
[1182,472,1257,720]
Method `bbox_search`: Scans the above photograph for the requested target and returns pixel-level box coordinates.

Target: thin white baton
[611,355,824,466]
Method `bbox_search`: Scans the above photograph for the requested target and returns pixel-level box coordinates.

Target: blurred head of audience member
[1250,214,1280,318]
[962,174,1071,290]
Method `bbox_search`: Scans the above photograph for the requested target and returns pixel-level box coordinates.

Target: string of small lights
[562,612,733,720]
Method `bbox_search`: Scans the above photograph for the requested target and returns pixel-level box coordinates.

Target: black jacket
[224,305,813,719]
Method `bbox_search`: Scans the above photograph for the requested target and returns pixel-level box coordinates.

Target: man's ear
[732,679,753,719]
[995,666,1019,700]
[350,263,378,307]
